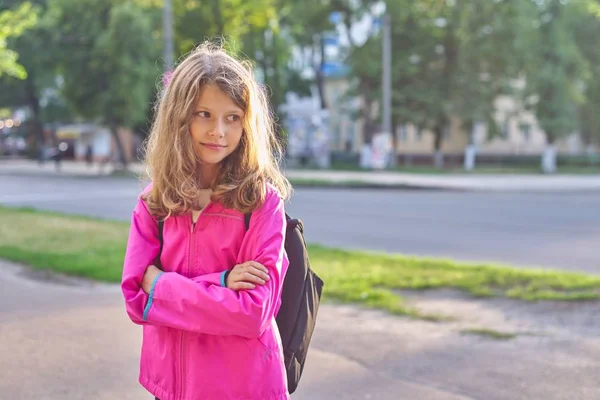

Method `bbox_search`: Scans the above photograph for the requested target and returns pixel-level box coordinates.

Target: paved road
[0,174,598,273]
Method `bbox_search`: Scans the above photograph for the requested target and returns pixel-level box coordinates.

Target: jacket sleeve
[120,196,225,325]
[144,189,289,338]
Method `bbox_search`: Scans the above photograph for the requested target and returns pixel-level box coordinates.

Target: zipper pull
[191,222,196,233]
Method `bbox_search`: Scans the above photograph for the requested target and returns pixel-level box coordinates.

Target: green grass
[460,328,519,340]
[288,178,415,189]
[1,206,600,319]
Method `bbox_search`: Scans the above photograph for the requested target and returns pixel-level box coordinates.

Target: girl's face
[189,84,244,180]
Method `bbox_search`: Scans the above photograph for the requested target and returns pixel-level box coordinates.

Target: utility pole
[164,0,174,71]
[382,13,393,167]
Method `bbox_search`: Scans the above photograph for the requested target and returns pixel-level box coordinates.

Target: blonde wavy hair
[142,42,291,218]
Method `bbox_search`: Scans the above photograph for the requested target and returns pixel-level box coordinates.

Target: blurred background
[1,0,600,174]
[2,1,600,399]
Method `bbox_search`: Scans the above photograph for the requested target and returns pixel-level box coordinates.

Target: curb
[2,165,600,193]
[0,168,463,191]
[287,180,462,191]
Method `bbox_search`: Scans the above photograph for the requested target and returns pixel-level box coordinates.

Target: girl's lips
[201,143,226,150]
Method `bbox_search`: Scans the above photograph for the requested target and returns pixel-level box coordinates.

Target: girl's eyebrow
[195,105,243,114]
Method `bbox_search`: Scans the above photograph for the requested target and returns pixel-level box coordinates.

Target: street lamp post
[382,13,393,167]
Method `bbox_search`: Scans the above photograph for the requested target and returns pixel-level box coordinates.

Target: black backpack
[157,211,324,394]
[244,212,323,394]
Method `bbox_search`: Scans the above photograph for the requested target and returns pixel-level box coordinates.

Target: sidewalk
[2,158,600,192]
[2,256,600,400]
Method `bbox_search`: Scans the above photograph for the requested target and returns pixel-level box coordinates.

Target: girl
[121,42,292,400]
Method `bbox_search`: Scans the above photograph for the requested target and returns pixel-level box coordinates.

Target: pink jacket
[121,184,290,400]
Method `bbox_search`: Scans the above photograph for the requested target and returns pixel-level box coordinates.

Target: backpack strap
[244,213,252,230]
[156,219,164,269]
[158,219,164,249]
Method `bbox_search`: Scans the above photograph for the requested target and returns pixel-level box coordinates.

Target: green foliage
[172,0,276,55]
[0,0,60,143]
[47,0,159,128]
[341,0,600,155]
[521,0,589,143]
[0,2,39,79]
[343,0,529,151]
[168,0,297,114]
[2,0,599,157]
[572,0,600,146]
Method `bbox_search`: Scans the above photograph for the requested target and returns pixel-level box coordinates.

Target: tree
[340,0,530,168]
[47,0,160,167]
[281,0,338,110]
[240,0,319,118]
[169,0,301,121]
[520,0,589,173]
[170,0,277,55]
[387,0,526,167]
[325,0,386,144]
[0,0,62,146]
[0,2,38,79]
[572,0,600,153]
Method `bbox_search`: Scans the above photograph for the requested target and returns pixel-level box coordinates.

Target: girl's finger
[248,266,270,281]
[233,281,255,290]
[245,261,268,274]
[242,272,265,284]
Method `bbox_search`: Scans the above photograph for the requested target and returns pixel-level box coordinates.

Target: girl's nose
[210,119,225,138]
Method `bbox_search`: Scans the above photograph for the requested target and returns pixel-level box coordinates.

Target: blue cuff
[220,270,229,288]
[142,271,164,321]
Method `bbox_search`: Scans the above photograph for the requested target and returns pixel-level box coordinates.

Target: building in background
[54,124,141,163]
[321,72,598,164]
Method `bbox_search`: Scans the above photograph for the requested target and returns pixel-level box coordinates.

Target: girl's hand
[226,261,270,291]
[142,265,162,294]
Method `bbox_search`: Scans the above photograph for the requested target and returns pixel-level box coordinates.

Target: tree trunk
[541,145,557,174]
[435,9,457,171]
[25,73,44,146]
[340,7,356,48]
[541,132,557,174]
[433,124,445,168]
[314,35,327,110]
[389,116,398,168]
[109,121,128,170]
[464,120,477,171]
[362,108,376,145]
[464,145,476,171]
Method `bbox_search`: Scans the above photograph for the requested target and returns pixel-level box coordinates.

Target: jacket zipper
[180,205,208,399]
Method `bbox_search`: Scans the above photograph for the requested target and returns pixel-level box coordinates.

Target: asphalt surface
[2,260,599,400]
[0,174,598,273]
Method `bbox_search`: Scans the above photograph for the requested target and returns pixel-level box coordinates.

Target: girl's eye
[197,111,210,118]
[227,115,241,123]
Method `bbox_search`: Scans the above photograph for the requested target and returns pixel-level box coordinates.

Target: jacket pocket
[256,320,282,352]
